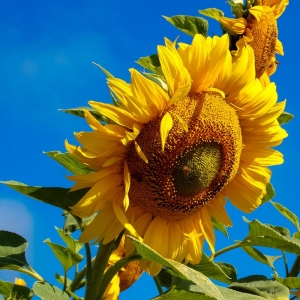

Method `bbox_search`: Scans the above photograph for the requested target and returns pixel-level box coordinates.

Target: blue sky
[0,0,299,299]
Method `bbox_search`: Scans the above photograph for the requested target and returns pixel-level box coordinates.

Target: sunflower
[66,33,287,275]
[103,237,143,300]
[218,0,288,78]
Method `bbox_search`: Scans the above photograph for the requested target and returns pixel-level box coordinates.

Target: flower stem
[18,267,45,282]
[85,231,124,300]
[288,255,300,277]
[214,242,243,258]
[154,276,163,295]
[281,251,289,277]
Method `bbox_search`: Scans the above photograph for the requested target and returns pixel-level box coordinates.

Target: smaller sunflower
[218,0,288,78]
[103,237,143,300]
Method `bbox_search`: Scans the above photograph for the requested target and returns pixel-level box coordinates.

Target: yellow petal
[160,112,173,151]
[218,17,247,34]
[134,141,148,163]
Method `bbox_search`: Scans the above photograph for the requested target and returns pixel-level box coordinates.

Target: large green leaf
[0,231,29,270]
[44,238,83,271]
[59,107,108,122]
[0,180,88,211]
[33,282,69,300]
[163,15,208,37]
[45,151,91,175]
[270,201,299,230]
[128,236,223,300]
[242,219,300,255]
[275,276,300,289]
[214,262,237,283]
[277,111,294,125]
[241,246,281,272]
[260,183,275,205]
[55,227,83,253]
[0,280,34,300]
[136,54,162,75]
[198,8,224,21]
[229,280,289,300]
[188,254,236,284]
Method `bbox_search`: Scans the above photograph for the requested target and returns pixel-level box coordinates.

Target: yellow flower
[14,278,26,286]
[219,0,288,78]
[66,33,287,275]
[103,237,143,300]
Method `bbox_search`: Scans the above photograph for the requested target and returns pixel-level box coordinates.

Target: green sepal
[227,1,245,18]
[199,8,224,21]
[44,238,83,272]
[45,151,92,175]
[136,54,162,75]
[33,282,70,300]
[241,246,281,272]
[0,230,30,270]
[0,180,88,211]
[211,217,229,238]
[163,15,208,37]
[92,62,114,78]
[277,111,294,125]
[270,201,300,230]
[59,107,108,122]
[229,280,289,299]
[55,227,83,253]
[0,279,34,300]
[260,183,275,205]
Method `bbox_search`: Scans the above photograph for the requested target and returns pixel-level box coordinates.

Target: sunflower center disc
[126,92,242,221]
[172,142,222,197]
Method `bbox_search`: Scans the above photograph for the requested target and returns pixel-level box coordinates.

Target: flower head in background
[218,0,288,79]
[66,33,287,275]
[103,237,142,300]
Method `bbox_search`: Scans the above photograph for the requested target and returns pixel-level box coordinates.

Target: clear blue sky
[0,0,299,299]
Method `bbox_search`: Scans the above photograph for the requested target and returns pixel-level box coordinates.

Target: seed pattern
[126,92,242,221]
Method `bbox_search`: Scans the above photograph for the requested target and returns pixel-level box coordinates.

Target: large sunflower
[66,33,287,275]
[219,0,288,78]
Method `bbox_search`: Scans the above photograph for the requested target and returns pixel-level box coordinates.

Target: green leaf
[44,238,83,271]
[212,217,229,238]
[214,262,237,283]
[0,280,33,300]
[62,211,96,234]
[0,231,30,270]
[270,201,299,230]
[216,287,266,300]
[59,107,108,122]
[241,246,281,272]
[136,54,162,75]
[163,15,208,37]
[242,219,300,255]
[0,180,88,211]
[260,183,275,205]
[229,280,289,299]
[277,111,294,125]
[267,225,290,237]
[33,282,70,300]
[188,254,235,284]
[294,231,300,239]
[45,151,91,175]
[237,275,268,283]
[55,227,83,253]
[275,276,300,289]
[128,236,223,300]
[199,8,224,21]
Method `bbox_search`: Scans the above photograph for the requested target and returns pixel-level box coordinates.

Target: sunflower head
[66,32,287,275]
[218,0,288,78]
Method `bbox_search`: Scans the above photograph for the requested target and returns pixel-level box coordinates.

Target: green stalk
[154,276,164,295]
[85,231,124,300]
[214,242,243,258]
[288,256,300,277]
